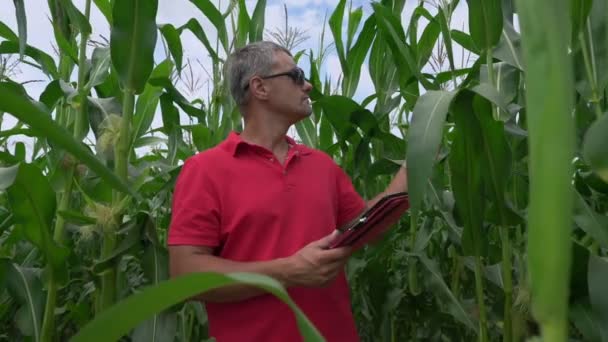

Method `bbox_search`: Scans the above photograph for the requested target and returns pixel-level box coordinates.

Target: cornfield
[0,0,607,341]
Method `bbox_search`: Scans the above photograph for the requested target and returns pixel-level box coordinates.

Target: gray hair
[225,41,292,106]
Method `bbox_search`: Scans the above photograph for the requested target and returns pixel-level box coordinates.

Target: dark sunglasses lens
[291,68,305,85]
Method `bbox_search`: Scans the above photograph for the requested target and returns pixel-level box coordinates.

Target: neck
[240,115,292,154]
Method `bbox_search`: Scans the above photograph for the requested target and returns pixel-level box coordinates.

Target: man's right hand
[283,230,353,288]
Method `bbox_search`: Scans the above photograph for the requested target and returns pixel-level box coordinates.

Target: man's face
[263,51,313,122]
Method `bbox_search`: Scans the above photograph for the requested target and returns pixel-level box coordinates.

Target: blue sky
[0,0,472,150]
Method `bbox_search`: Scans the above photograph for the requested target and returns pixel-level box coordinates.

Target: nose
[303,80,313,93]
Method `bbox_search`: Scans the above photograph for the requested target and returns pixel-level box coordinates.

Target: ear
[248,77,270,101]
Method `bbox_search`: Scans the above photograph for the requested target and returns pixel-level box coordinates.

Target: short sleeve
[334,164,366,228]
[167,156,221,247]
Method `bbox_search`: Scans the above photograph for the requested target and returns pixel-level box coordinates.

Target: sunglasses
[244,67,306,90]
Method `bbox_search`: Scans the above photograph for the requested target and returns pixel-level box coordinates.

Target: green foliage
[0,1,607,342]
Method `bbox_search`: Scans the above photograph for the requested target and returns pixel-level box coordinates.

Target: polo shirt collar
[221,131,312,157]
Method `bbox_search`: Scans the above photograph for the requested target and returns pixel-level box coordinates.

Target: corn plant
[1,0,608,341]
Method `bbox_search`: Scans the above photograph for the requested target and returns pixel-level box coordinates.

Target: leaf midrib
[126,0,141,91]
[15,265,40,342]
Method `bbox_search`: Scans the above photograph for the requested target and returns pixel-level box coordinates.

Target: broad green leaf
[131,311,177,342]
[474,95,511,210]
[588,256,608,342]
[190,124,210,152]
[343,15,376,98]
[179,19,220,63]
[0,163,18,189]
[88,96,121,139]
[329,0,347,75]
[516,0,576,336]
[449,92,485,257]
[570,299,603,342]
[574,192,608,248]
[417,255,478,333]
[0,82,134,198]
[61,0,92,36]
[132,59,173,145]
[481,62,519,103]
[52,20,78,63]
[13,0,26,58]
[85,47,111,90]
[1,260,44,340]
[3,163,68,278]
[160,93,181,135]
[582,113,608,183]
[406,90,458,213]
[93,223,143,273]
[451,29,480,54]
[315,95,361,143]
[159,24,183,73]
[417,11,440,68]
[466,0,503,51]
[436,7,456,78]
[346,6,363,50]
[0,21,18,41]
[373,3,435,90]
[0,41,58,78]
[70,272,324,342]
[93,0,113,24]
[235,0,251,48]
[248,0,266,42]
[469,83,510,114]
[110,0,159,93]
[57,210,97,225]
[571,0,593,44]
[368,37,401,114]
[131,244,174,342]
[39,80,63,111]
[189,0,228,52]
[295,117,318,148]
[149,76,205,120]
[493,21,523,70]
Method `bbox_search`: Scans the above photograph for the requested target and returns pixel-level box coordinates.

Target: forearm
[170,252,292,303]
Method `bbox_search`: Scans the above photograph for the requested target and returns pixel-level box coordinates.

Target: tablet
[329,192,409,250]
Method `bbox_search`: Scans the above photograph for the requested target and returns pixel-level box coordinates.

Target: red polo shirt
[168,131,366,342]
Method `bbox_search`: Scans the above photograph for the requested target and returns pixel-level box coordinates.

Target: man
[167,41,408,342]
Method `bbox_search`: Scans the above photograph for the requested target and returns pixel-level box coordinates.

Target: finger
[315,230,342,249]
[320,248,352,263]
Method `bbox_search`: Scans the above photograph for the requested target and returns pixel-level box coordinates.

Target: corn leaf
[449,92,486,257]
[179,19,220,63]
[131,59,173,150]
[0,260,44,341]
[0,41,58,78]
[12,0,26,58]
[1,164,68,280]
[159,24,183,73]
[248,0,266,42]
[70,272,324,342]
[0,82,134,198]
[93,0,113,24]
[110,0,159,94]
[0,21,18,41]
[582,117,608,183]
[342,15,376,98]
[588,256,608,342]
[466,0,503,51]
[189,0,228,52]
[406,90,458,213]
[235,0,250,48]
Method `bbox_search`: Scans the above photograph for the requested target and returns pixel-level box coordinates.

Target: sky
[0,0,471,152]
